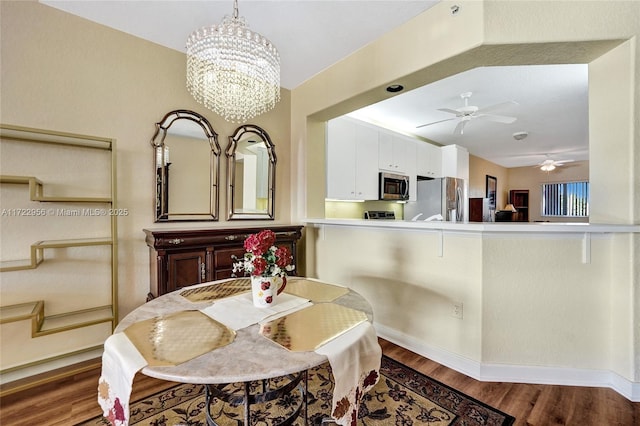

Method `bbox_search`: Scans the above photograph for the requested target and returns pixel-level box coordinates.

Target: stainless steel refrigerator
[404,177,465,222]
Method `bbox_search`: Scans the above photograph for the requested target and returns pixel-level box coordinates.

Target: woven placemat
[124,310,235,366]
[180,278,251,302]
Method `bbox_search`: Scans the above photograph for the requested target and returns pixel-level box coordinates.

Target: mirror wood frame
[226,124,276,220]
[151,110,221,222]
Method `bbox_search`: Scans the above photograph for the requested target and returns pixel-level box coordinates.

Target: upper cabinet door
[416,142,442,178]
[354,124,379,200]
[326,118,357,200]
[379,132,411,174]
[378,132,394,171]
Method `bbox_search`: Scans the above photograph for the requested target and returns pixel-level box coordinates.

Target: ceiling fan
[536,156,575,171]
[416,91,518,135]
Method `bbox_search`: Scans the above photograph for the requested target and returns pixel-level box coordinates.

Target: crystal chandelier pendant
[186,0,281,122]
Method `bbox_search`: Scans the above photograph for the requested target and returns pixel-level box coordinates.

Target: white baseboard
[375,322,640,402]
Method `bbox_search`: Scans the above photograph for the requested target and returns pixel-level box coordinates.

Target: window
[542,181,589,217]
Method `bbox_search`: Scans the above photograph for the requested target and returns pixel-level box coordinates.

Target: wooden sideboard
[143,225,303,300]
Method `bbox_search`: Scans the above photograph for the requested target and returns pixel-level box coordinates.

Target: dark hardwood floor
[1,339,637,425]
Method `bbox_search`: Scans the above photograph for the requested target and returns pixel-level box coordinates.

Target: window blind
[542,181,589,217]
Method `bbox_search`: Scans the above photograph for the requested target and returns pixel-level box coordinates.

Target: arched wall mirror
[151,110,221,222]
[226,125,276,220]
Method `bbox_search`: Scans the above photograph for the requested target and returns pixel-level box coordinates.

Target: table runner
[97,333,147,426]
[316,321,381,426]
[200,292,311,330]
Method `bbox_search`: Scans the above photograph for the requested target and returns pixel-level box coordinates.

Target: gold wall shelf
[0,238,113,272]
[0,175,112,203]
[0,301,113,338]
[0,124,118,387]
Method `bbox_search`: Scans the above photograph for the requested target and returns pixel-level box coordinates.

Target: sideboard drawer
[214,247,246,269]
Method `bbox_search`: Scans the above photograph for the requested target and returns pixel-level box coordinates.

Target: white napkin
[97,332,148,426]
[315,321,382,426]
[200,292,311,330]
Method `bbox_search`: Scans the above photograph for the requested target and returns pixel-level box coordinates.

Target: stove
[364,210,396,220]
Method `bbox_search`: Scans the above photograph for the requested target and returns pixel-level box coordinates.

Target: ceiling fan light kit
[538,157,574,171]
[186,0,281,122]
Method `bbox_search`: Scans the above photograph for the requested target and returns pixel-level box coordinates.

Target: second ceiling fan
[416,92,518,135]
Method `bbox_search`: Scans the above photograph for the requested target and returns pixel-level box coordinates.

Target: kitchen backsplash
[325,200,404,220]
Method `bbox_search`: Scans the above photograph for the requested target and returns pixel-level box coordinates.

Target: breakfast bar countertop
[303,218,640,234]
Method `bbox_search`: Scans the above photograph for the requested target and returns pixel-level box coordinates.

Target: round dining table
[115,277,375,425]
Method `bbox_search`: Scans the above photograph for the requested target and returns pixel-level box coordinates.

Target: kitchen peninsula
[303,217,640,401]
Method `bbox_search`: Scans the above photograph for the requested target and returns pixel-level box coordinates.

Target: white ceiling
[41,0,438,89]
[349,64,589,168]
[40,0,589,169]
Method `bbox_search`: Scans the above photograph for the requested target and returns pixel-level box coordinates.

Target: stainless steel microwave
[379,172,409,201]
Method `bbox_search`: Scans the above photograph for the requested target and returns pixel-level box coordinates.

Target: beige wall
[0,1,292,322]
[292,0,639,389]
[468,155,508,210]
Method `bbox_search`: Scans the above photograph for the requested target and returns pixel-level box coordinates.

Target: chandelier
[186,0,280,122]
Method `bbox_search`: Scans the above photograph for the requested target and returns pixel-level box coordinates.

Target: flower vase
[250,276,286,308]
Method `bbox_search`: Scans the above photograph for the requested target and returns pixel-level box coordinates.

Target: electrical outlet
[452,302,463,319]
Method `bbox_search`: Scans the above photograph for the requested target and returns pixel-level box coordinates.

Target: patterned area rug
[80,356,514,425]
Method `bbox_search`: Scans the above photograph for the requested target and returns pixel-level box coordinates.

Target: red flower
[275,246,292,268]
[244,230,276,255]
[243,233,261,254]
[252,257,268,276]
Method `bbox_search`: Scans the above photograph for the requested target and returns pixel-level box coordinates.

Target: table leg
[244,381,251,426]
[204,370,307,426]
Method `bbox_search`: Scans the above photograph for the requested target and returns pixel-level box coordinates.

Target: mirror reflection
[151,110,220,221]
[226,125,276,220]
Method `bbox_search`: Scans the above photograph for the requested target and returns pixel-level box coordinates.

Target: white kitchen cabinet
[378,132,410,173]
[441,144,469,180]
[326,117,379,200]
[416,141,442,178]
[404,140,417,201]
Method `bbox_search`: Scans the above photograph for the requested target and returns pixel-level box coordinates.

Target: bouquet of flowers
[232,230,295,278]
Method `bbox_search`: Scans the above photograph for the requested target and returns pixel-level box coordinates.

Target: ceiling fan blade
[476,100,518,115]
[554,159,574,164]
[477,113,517,124]
[453,120,468,135]
[436,108,461,115]
[416,117,456,129]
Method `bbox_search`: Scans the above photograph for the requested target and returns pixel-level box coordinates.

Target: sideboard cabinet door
[167,250,207,292]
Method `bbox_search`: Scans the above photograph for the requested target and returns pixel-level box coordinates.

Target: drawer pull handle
[168,238,184,245]
[225,235,238,241]
[200,262,206,281]
[277,231,296,237]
